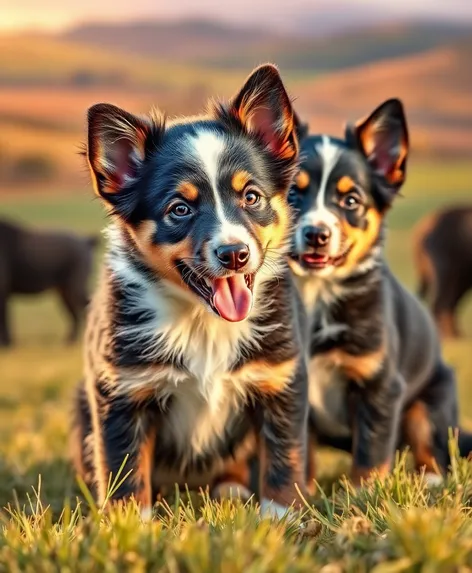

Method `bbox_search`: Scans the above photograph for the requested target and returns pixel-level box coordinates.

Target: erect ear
[228,64,298,161]
[86,103,160,213]
[351,98,409,189]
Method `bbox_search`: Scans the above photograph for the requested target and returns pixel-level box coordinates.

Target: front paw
[260,498,292,520]
[212,481,253,502]
[424,472,444,488]
[140,506,153,522]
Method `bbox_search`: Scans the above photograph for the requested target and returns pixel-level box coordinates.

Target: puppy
[72,64,308,518]
[288,99,472,487]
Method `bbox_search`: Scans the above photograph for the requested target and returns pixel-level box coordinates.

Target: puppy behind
[289,99,472,487]
[72,64,309,518]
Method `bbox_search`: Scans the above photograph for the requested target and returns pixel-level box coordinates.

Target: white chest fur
[161,375,240,461]
[157,303,253,459]
[128,286,254,456]
[109,247,275,462]
[296,274,346,331]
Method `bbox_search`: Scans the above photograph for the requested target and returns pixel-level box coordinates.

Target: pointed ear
[352,98,409,189]
[228,64,298,161]
[86,103,159,210]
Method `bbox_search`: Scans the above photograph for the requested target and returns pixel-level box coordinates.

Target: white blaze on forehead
[189,129,260,268]
[190,130,226,220]
[314,135,343,212]
[296,136,343,257]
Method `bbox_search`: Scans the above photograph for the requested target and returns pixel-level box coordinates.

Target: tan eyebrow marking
[231,170,251,193]
[337,175,356,193]
[177,181,199,201]
[295,169,310,189]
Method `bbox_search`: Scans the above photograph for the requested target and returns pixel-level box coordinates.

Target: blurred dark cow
[0,219,99,346]
[414,205,472,338]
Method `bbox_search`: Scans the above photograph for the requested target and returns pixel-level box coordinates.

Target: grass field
[1,159,472,569]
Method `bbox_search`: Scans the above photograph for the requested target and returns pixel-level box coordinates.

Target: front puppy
[289,100,466,486]
[72,65,308,518]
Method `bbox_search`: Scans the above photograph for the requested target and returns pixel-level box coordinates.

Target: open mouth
[291,244,353,271]
[177,262,255,322]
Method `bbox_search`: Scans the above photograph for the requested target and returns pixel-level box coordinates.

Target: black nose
[303,225,331,247]
[215,243,250,271]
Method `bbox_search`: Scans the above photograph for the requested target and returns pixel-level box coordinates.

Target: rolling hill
[203,21,472,73]
[294,38,472,157]
[0,21,471,190]
[4,19,471,88]
[0,33,243,188]
[0,33,240,90]
[63,18,282,62]
[60,18,472,73]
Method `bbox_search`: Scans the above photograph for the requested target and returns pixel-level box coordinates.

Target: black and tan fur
[289,99,472,488]
[71,65,308,518]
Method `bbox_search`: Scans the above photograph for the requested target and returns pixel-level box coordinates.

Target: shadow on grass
[0,457,80,518]
[0,447,355,520]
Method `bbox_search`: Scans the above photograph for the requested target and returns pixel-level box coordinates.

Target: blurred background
[0,0,471,506]
[2,0,472,193]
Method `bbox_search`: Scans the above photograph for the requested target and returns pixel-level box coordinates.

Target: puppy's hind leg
[403,400,440,483]
[409,362,460,477]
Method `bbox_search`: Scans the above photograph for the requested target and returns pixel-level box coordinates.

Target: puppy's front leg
[351,373,406,485]
[259,357,309,518]
[89,385,156,514]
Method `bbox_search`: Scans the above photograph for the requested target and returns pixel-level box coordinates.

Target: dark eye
[170,203,191,218]
[288,187,298,201]
[340,193,361,210]
[244,188,261,207]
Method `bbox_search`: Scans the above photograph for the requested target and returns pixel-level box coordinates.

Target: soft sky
[2,0,472,32]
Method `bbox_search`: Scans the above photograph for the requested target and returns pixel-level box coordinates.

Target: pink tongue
[304,254,328,263]
[212,275,253,322]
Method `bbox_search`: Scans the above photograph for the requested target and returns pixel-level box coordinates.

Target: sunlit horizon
[2,0,472,34]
